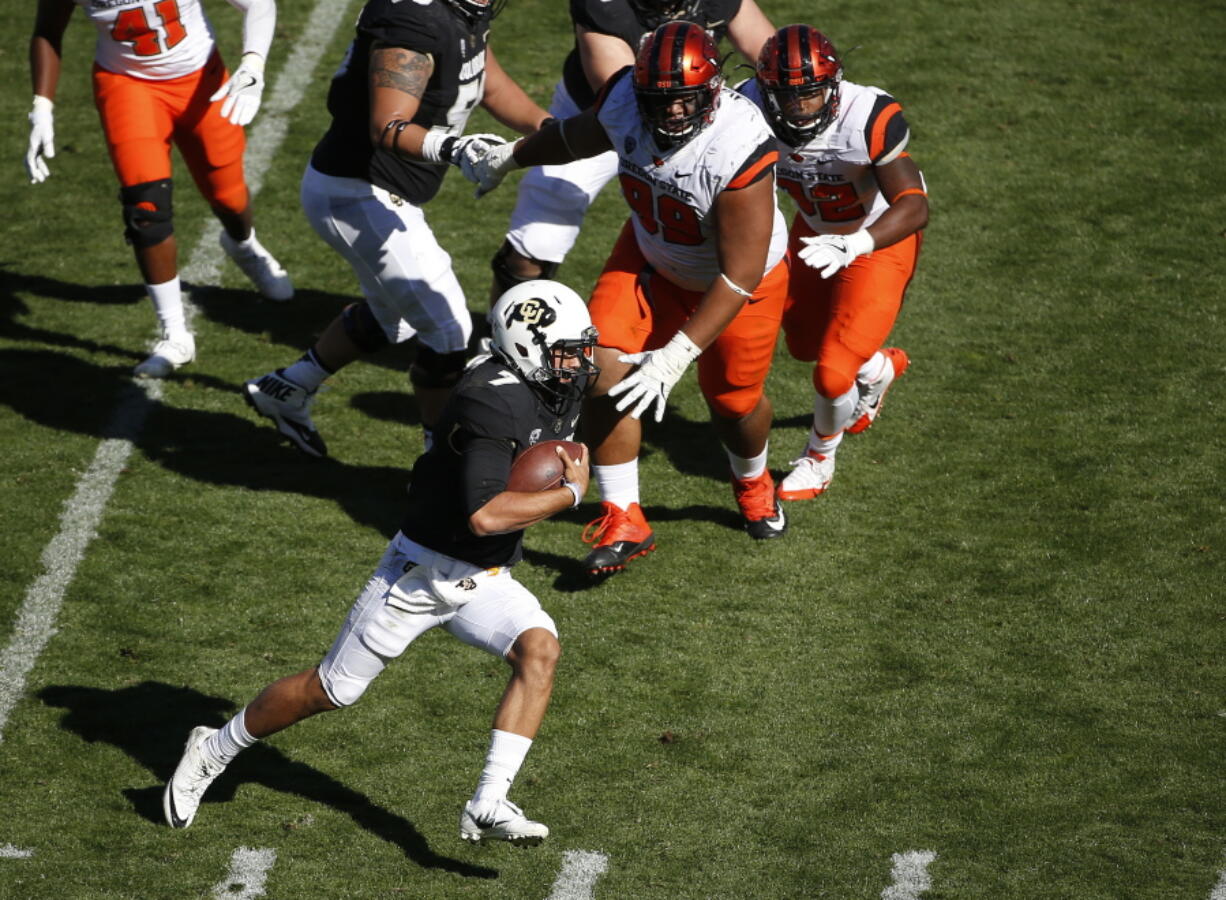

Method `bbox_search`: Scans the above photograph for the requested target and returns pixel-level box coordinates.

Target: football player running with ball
[27,0,293,378]
[740,25,928,499]
[466,21,792,576]
[164,281,598,846]
[487,0,774,305]
[242,0,551,458]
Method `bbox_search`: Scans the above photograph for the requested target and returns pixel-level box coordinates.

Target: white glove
[607,331,702,422]
[210,53,265,126]
[467,140,521,198]
[452,133,507,182]
[26,96,55,184]
[797,230,875,278]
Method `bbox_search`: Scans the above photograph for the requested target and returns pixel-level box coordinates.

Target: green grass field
[1,0,1223,897]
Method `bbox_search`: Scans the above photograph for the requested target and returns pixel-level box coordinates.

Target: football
[506,440,583,492]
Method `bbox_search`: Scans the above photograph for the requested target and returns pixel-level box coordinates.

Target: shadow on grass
[37,681,497,879]
[0,348,408,535]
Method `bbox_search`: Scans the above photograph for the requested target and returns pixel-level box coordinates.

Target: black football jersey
[400,357,582,569]
[562,0,741,110]
[310,0,490,205]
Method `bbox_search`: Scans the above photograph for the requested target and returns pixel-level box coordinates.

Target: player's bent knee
[120,178,174,248]
[410,344,468,390]
[814,364,855,399]
[705,386,763,420]
[510,626,561,679]
[490,240,559,297]
[342,302,390,353]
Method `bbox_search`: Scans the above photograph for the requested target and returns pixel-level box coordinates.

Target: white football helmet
[490,280,600,413]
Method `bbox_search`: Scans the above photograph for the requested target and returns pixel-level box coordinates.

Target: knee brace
[490,240,559,298]
[119,179,173,248]
[410,343,468,390]
[341,302,390,353]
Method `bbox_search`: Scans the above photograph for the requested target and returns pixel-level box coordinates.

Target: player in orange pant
[26,0,292,378]
[740,24,928,499]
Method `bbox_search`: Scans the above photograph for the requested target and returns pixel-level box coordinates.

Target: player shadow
[0,348,409,536]
[525,500,742,593]
[36,681,497,878]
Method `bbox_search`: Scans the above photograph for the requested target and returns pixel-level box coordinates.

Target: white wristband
[420,130,457,165]
[846,229,875,258]
[238,51,265,74]
[562,480,582,509]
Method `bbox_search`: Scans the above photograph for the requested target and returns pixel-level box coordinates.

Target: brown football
[506,440,583,492]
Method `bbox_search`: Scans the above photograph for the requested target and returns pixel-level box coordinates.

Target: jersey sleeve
[726,136,778,190]
[864,93,911,165]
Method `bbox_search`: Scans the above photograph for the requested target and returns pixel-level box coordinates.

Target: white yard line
[0,0,354,748]
[545,850,609,900]
[881,850,938,900]
[211,847,277,900]
[0,844,34,859]
[0,379,162,742]
[1209,862,1226,900]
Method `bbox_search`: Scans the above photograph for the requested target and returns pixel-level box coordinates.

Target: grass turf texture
[1,0,1224,897]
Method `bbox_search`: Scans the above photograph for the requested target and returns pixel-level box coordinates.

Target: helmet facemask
[633,22,724,153]
[756,25,843,146]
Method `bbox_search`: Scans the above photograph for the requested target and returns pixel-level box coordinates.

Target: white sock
[203,708,257,767]
[726,444,768,480]
[147,277,187,339]
[858,351,887,385]
[233,226,259,251]
[281,348,331,392]
[593,459,640,510]
[472,729,533,805]
[812,384,857,438]
[807,428,843,458]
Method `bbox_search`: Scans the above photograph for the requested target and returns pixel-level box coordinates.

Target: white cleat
[163,726,224,829]
[777,451,836,501]
[848,347,909,435]
[242,369,327,457]
[460,798,549,847]
[220,230,294,301]
[134,332,196,379]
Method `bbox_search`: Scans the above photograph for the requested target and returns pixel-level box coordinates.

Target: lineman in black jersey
[486,0,774,304]
[164,280,598,846]
[242,0,551,459]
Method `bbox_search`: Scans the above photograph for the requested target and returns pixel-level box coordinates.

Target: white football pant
[505,81,619,265]
[318,533,557,708]
[300,163,472,354]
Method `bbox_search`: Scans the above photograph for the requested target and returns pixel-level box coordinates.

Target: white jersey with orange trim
[596,70,788,293]
[78,0,217,81]
[739,78,914,235]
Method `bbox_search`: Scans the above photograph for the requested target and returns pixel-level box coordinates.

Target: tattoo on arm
[370,45,432,99]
